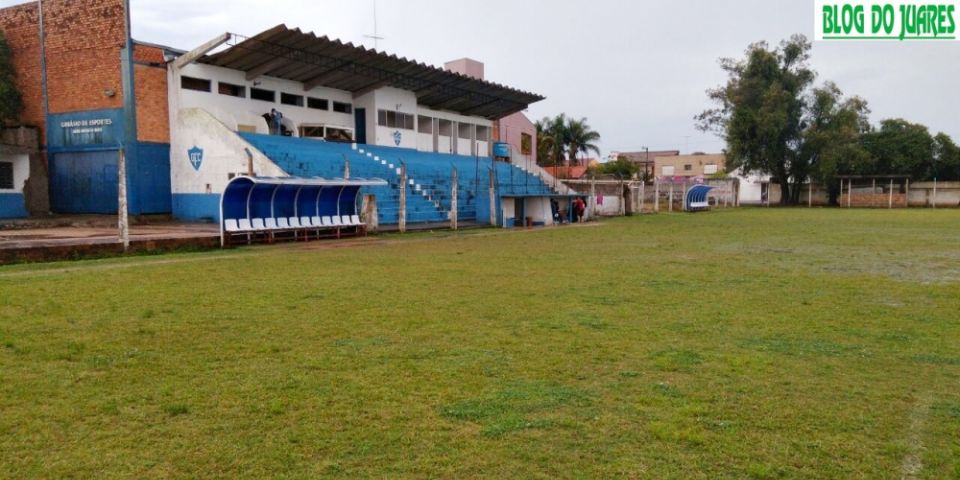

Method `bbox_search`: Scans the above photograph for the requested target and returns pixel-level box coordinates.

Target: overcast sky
[4,0,957,157]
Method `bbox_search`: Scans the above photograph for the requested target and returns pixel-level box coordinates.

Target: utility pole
[398,163,407,233]
[451,168,458,231]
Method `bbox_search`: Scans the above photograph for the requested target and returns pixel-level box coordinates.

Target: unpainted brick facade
[0,0,169,144]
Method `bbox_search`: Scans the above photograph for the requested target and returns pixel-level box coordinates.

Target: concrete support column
[362,194,378,233]
[640,182,646,213]
[590,177,597,220]
[889,179,894,209]
[669,183,674,212]
[654,182,660,212]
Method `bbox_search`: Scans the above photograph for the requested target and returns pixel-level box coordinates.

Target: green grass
[1,208,959,478]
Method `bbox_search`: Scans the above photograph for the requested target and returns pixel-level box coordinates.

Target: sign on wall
[48,109,125,149]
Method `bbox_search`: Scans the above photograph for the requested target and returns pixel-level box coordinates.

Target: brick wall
[134,45,169,143]
[0,3,44,131]
[0,0,169,144]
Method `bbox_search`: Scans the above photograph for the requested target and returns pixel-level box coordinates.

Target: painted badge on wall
[188,146,204,172]
[393,130,402,146]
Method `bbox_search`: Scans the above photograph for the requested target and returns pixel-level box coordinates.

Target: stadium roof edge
[196,24,545,120]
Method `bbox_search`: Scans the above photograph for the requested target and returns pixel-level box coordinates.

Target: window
[438,119,453,137]
[458,123,473,140]
[298,125,354,143]
[250,88,275,102]
[418,116,433,134]
[0,162,13,189]
[325,127,353,142]
[307,97,329,110]
[181,76,211,92]
[218,82,245,97]
[684,164,693,171]
[704,164,718,175]
[299,126,325,138]
[662,165,675,176]
[281,93,304,107]
[377,110,415,130]
[476,126,490,142]
[332,102,352,114]
[520,133,533,155]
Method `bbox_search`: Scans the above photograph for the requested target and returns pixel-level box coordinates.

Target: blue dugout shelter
[685,184,715,212]
[220,176,387,245]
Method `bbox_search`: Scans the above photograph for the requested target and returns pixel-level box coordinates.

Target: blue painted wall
[0,193,28,219]
[49,142,171,215]
[130,143,171,214]
[173,193,221,222]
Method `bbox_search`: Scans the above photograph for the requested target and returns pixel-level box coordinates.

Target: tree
[597,155,639,178]
[535,114,602,167]
[697,35,816,205]
[0,30,23,123]
[536,114,567,167]
[934,133,960,181]
[861,119,936,180]
[802,82,871,205]
[565,117,601,165]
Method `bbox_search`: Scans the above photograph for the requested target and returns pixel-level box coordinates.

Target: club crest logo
[188,146,203,172]
[393,130,402,146]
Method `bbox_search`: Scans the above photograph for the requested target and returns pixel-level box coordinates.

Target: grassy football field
[1,208,959,478]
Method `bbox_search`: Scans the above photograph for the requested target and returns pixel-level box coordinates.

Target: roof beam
[488,103,529,120]
[461,97,506,116]
[172,32,231,70]
[352,78,393,98]
[303,62,352,90]
[245,57,288,81]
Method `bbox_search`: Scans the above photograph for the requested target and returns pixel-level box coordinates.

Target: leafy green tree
[535,114,602,167]
[934,133,960,181]
[697,35,816,205]
[566,117,601,165]
[536,114,566,167]
[597,155,639,178]
[860,119,936,180]
[802,82,871,205]
[0,30,23,123]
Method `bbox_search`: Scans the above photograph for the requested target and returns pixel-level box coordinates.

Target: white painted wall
[416,106,492,155]
[173,63,357,139]
[0,153,29,194]
[170,108,286,196]
[371,87,418,149]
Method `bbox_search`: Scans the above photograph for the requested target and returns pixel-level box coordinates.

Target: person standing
[575,197,586,223]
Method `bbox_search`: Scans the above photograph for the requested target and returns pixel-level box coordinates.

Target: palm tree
[536,114,567,166]
[565,117,601,166]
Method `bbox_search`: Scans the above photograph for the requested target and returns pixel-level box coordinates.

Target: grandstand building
[0,0,573,228]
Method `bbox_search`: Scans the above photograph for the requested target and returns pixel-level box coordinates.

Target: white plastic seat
[238,219,254,231]
[300,216,312,227]
[310,216,322,227]
[288,217,302,228]
[224,219,240,232]
[277,217,291,229]
[263,218,277,230]
[252,218,267,230]
[332,216,344,227]
[351,215,361,226]
[321,216,334,227]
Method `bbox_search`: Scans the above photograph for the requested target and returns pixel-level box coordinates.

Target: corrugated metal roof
[199,25,545,120]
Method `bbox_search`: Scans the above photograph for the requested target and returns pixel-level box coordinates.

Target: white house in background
[731,167,773,205]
